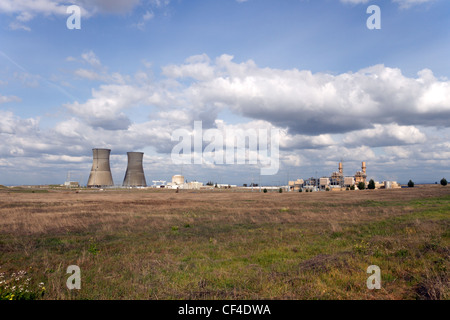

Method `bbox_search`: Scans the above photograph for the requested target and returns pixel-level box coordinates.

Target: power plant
[82,150,400,192]
[123,152,147,187]
[289,161,401,191]
[87,149,114,187]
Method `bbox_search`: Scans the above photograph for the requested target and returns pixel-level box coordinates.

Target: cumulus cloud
[392,0,437,9]
[343,123,427,147]
[0,0,150,31]
[162,54,215,81]
[164,55,450,135]
[340,0,436,7]
[81,51,102,68]
[64,84,147,130]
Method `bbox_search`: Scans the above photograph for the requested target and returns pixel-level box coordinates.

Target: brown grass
[0,185,448,300]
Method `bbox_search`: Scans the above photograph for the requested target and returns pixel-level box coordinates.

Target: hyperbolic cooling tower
[87,149,114,187]
[123,152,147,187]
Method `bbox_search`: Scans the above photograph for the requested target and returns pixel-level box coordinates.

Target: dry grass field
[0,185,449,300]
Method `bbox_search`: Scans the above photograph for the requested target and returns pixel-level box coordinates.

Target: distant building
[64,181,79,188]
[289,179,304,191]
[355,162,367,186]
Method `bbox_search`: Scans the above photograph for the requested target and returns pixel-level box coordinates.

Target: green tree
[263,188,268,193]
[368,179,376,189]
[441,178,448,186]
[350,185,355,190]
[408,180,415,188]
[279,188,283,193]
[358,182,365,190]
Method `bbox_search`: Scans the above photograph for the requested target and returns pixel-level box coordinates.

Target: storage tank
[172,175,185,185]
[123,152,147,187]
[87,148,114,187]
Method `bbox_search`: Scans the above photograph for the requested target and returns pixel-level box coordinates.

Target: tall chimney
[362,161,366,174]
[123,152,147,187]
[339,162,343,174]
[87,148,114,187]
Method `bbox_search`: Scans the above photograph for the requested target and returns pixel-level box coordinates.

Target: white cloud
[164,55,450,135]
[9,21,31,31]
[0,0,142,31]
[0,94,21,104]
[81,51,102,68]
[340,0,436,8]
[392,0,436,9]
[65,83,150,130]
[343,123,427,147]
[162,54,215,81]
[340,0,370,4]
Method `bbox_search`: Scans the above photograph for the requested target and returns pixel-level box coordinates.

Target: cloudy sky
[0,0,449,186]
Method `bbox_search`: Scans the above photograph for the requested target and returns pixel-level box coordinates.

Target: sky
[0,0,449,186]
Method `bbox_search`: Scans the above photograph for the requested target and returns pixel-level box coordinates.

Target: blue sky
[0,0,449,186]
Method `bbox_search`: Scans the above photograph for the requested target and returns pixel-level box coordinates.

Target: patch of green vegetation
[7,188,49,194]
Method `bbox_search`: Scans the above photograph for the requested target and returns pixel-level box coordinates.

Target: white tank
[172,175,185,185]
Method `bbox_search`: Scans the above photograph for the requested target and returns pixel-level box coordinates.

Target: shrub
[368,179,376,189]
[441,178,447,186]
[299,189,302,193]
[279,188,283,193]
[263,188,268,193]
[408,180,415,188]
[326,187,330,191]
[358,182,365,190]
[350,185,355,190]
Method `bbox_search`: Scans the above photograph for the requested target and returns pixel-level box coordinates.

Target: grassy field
[0,185,448,300]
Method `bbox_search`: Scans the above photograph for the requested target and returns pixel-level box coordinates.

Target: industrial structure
[355,161,367,186]
[288,161,401,191]
[172,175,185,186]
[289,161,366,191]
[87,148,114,187]
[123,152,147,187]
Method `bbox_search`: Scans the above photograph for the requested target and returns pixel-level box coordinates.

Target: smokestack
[362,161,366,174]
[339,162,343,174]
[87,149,114,187]
[123,152,147,187]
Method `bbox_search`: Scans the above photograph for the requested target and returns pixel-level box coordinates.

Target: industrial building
[355,161,367,186]
[288,179,304,191]
[172,175,185,186]
[288,161,402,191]
[289,161,369,191]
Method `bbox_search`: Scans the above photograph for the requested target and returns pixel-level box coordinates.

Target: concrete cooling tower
[123,152,147,187]
[87,148,114,187]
